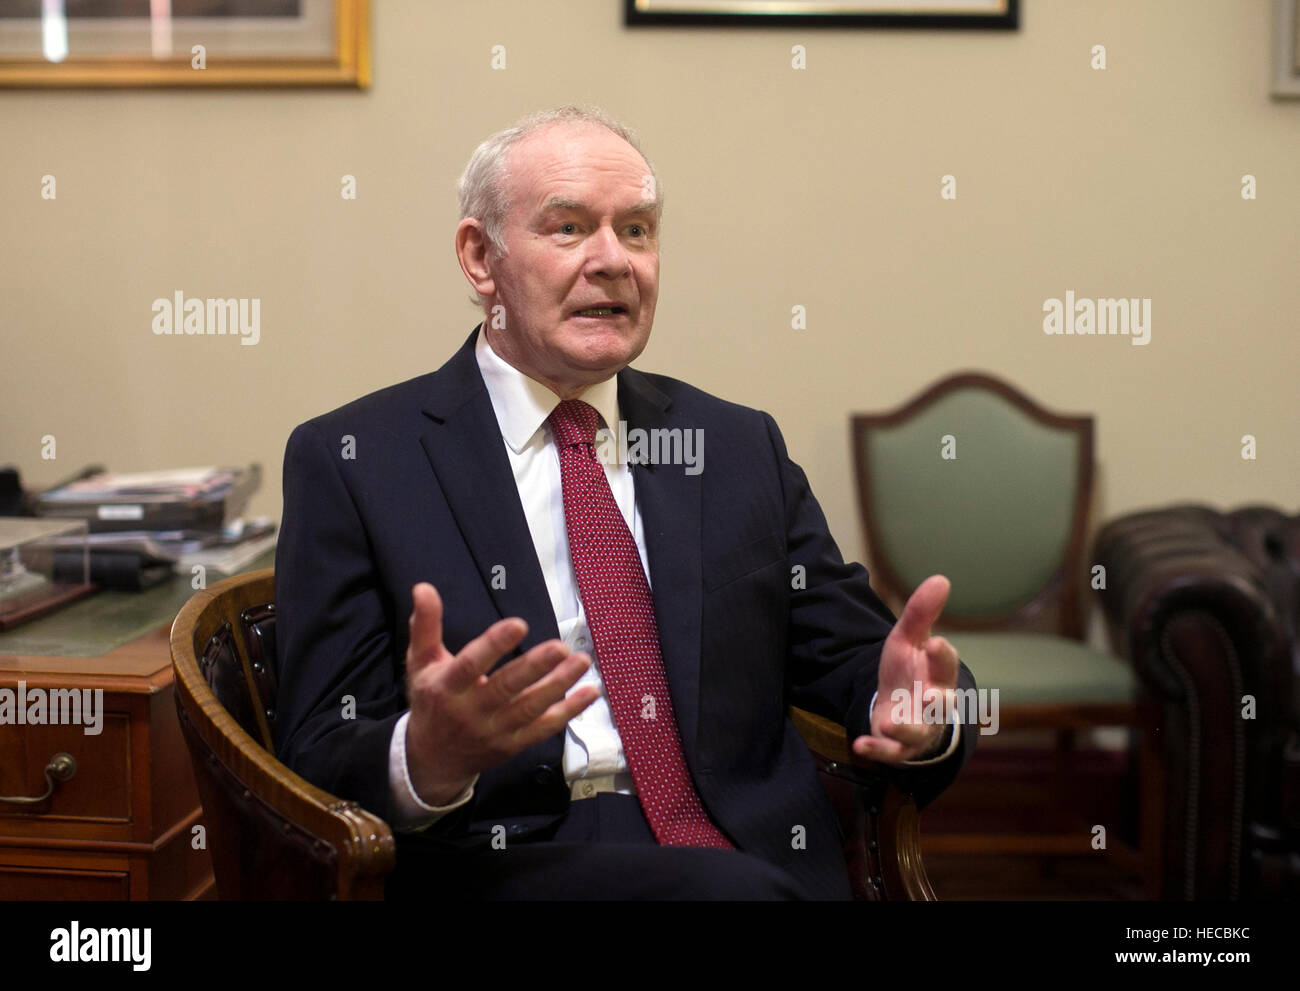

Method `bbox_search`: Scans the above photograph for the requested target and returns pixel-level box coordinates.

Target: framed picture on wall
[1273,0,1300,97]
[0,0,369,88]
[625,0,1019,29]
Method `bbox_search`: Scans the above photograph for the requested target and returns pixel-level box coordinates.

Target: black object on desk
[53,549,173,591]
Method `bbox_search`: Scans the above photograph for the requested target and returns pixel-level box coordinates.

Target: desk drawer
[0,714,132,826]
[0,863,130,900]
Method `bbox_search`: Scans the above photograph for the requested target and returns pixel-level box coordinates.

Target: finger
[494,652,594,731]
[443,616,529,693]
[873,687,942,743]
[853,733,906,763]
[506,683,602,750]
[893,574,951,646]
[486,639,579,702]
[855,728,939,764]
[924,635,960,685]
[879,715,936,749]
[406,583,445,674]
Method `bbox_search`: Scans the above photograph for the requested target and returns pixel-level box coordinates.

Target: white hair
[457,105,663,260]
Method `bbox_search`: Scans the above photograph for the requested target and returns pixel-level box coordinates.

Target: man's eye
[627,224,645,237]
[558,222,578,235]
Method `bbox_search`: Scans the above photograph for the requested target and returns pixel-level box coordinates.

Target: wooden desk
[0,551,274,899]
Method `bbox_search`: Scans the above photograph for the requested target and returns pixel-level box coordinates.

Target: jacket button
[532,764,558,786]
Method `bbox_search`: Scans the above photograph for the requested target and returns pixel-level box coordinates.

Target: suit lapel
[414,333,705,756]
[417,327,560,657]
[619,369,705,755]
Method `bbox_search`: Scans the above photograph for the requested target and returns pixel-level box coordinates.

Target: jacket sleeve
[272,418,407,821]
[273,418,478,836]
[763,411,978,810]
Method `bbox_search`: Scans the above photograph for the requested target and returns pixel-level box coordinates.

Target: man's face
[484,123,660,396]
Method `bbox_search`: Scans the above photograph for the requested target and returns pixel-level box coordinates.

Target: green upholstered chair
[851,372,1160,895]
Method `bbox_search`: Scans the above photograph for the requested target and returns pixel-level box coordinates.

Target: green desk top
[0,548,276,659]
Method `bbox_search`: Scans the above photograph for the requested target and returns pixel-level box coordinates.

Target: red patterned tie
[548,399,732,849]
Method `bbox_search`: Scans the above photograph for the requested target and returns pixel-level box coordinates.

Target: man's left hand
[852,574,959,763]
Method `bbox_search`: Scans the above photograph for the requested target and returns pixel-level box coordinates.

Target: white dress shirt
[388,328,638,829]
[387,329,959,830]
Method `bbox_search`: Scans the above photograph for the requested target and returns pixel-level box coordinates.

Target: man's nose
[583,224,632,279]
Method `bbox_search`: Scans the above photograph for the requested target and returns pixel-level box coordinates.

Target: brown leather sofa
[1093,504,1300,899]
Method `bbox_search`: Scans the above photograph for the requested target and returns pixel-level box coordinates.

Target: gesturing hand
[852,574,959,764]
[403,582,600,806]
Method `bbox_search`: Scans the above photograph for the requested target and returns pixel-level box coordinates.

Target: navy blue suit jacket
[273,326,977,899]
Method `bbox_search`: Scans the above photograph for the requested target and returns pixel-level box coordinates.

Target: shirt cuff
[388,711,478,831]
[867,690,963,766]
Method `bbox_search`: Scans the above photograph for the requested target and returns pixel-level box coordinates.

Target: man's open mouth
[572,305,628,317]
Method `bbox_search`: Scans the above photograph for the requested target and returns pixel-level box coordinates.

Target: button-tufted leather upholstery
[1093,504,1300,899]
[173,570,395,899]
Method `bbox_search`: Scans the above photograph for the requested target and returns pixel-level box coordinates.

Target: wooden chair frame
[172,569,935,900]
[171,570,393,900]
[852,370,1095,640]
[851,372,1162,895]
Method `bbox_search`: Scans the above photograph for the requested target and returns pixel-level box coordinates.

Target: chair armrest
[1093,506,1291,703]
[173,690,395,900]
[789,706,935,901]
[171,581,395,900]
[1092,506,1300,898]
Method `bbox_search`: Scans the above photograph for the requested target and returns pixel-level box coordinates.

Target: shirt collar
[475,325,622,454]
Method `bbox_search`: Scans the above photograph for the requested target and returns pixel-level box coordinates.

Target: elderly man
[273,106,977,899]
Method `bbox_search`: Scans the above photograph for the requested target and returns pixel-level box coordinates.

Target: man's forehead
[510,120,644,166]
[507,123,650,205]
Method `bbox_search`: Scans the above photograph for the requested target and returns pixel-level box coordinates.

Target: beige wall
[3,0,1298,581]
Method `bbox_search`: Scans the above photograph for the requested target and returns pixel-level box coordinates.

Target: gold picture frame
[0,0,369,88]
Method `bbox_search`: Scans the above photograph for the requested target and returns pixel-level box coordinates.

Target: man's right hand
[403,582,600,806]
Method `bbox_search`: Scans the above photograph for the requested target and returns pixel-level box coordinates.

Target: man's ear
[455,218,496,299]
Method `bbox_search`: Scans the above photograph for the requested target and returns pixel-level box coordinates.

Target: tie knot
[548,399,601,449]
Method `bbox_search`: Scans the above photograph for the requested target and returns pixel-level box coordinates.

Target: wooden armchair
[170,568,393,900]
[171,568,934,900]
[851,371,1156,892]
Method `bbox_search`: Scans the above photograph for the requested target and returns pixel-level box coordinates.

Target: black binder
[52,549,174,591]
